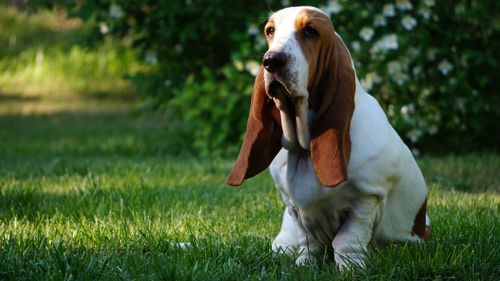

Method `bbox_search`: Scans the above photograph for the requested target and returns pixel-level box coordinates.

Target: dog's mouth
[266,79,310,151]
[268,80,295,114]
[267,79,292,99]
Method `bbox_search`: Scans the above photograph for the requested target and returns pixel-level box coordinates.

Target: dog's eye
[266,27,275,38]
[303,26,319,38]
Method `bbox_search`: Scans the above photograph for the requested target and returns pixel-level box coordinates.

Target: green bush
[69,0,499,156]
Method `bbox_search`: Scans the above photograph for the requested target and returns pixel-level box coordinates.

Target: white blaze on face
[264,6,328,151]
[265,7,309,98]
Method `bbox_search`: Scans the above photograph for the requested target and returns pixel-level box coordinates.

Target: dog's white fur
[265,7,429,269]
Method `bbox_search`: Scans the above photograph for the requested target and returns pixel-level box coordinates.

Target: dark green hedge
[69,0,500,156]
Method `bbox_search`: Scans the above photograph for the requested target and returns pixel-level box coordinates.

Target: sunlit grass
[0,44,139,96]
[0,5,142,97]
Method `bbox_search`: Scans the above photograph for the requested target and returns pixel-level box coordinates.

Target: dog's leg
[272,207,300,254]
[272,207,319,266]
[331,194,379,270]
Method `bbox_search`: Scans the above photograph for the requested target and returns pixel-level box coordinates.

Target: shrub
[69,0,500,156]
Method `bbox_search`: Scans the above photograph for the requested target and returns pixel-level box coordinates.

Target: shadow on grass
[419,154,499,193]
[0,180,196,221]
[0,109,183,158]
[0,92,41,101]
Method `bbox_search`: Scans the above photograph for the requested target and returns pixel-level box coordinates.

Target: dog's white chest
[270,149,324,208]
[270,149,354,245]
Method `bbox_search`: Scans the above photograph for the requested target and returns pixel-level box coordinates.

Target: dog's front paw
[295,253,317,266]
[334,252,366,271]
[271,243,297,256]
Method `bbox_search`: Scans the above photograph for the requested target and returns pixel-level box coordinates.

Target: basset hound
[227,6,431,269]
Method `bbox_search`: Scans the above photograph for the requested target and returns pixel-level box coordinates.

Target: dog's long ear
[227,68,282,186]
[309,35,356,187]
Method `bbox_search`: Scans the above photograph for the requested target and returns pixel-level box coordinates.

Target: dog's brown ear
[227,68,282,186]
[309,35,356,187]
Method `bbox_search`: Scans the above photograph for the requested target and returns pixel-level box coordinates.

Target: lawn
[0,6,499,281]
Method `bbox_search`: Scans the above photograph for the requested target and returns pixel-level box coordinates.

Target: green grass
[0,5,499,281]
[0,107,499,280]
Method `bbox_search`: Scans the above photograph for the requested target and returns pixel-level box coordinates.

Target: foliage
[70,0,499,155]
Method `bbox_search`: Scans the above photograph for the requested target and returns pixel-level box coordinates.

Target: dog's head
[227,6,356,187]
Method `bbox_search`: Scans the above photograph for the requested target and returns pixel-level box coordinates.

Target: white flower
[164,80,172,87]
[359,27,374,41]
[401,103,415,118]
[438,60,453,75]
[361,72,382,91]
[247,24,258,36]
[370,34,398,54]
[351,41,361,51]
[99,22,109,34]
[424,0,435,8]
[383,4,396,17]
[361,77,373,91]
[401,16,417,30]
[401,105,408,115]
[322,0,342,15]
[382,34,398,49]
[388,104,395,117]
[281,0,291,6]
[396,0,413,11]
[374,14,387,27]
[109,4,124,19]
[421,88,431,97]
[387,61,402,76]
[370,72,383,83]
[145,50,158,65]
[393,72,407,85]
[419,7,431,19]
[245,61,260,76]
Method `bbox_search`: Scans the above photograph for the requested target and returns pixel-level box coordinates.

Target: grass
[0,5,499,281]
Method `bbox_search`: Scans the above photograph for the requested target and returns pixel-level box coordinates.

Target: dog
[227,6,431,269]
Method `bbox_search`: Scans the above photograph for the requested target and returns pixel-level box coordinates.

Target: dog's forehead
[269,6,328,28]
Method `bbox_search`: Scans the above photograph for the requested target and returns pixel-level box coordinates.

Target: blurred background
[1,0,499,158]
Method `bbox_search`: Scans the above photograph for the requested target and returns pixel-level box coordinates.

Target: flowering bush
[70,0,499,156]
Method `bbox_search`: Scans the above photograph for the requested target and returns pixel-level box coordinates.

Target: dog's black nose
[263,51,287,73]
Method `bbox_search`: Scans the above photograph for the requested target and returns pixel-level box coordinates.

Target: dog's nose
[263,51,287,73]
